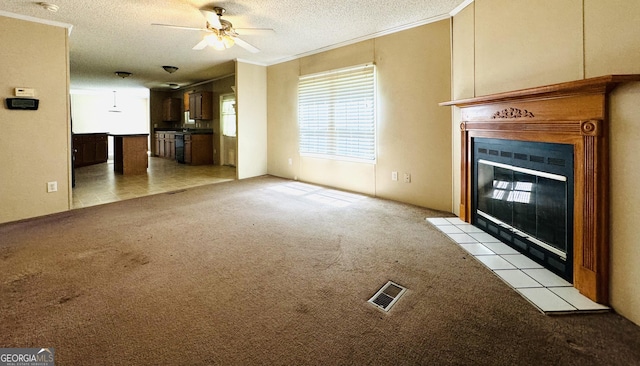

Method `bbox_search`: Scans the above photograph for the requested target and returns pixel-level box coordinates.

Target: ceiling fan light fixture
[114,71,132,78]
[205,34,234,50]
[222,36,235,49]
[162,66,179,74]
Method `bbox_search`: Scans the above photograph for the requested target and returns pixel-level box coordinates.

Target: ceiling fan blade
[200,10,222,29]
[151,23,208,32]
[192,39,208,50]
[233,37,260,53]
[234,28,275,36]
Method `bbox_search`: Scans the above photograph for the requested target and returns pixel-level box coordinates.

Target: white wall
[71,90,149,134]
[71,90,150,157]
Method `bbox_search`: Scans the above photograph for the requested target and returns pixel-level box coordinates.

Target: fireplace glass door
[473,138,574,281]
[477,160,568,258]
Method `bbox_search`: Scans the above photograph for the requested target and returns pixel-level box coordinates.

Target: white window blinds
[298,64,376,161]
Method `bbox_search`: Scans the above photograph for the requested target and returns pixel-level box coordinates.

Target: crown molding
[0,10,73,35]
[266,13,451,66]
[236,59,268,67]
[450,0,475,17]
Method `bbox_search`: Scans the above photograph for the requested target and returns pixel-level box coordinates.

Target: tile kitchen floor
[72,157,236,209]
[427,217,610,314]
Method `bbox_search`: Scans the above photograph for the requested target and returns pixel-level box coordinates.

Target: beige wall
[450,0,640,325]
[267,60,300,180]
[267,20,453,211]
[0,16,70,224]
[475,0,584,95]
[236,61,267,179]
[609,82,640,325]
[584,0,640,77]
[450,4,476,216]
[451,4,475,100]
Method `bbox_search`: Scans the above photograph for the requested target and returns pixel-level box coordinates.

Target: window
[298,64,376,161]
[221,94,236,137]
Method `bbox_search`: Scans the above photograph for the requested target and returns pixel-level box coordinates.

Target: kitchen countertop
[155,128,213,135]
[108,133,149,137]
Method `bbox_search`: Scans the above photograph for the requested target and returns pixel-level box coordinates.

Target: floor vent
[368,281,407,312]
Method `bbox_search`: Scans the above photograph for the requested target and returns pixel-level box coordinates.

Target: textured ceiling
[0,0,465,91]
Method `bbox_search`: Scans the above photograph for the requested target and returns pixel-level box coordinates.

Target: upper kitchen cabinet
[189,91,213,120]
[162,97,182,122]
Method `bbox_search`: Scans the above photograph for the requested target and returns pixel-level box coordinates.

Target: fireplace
[440,75,640,304]
[473,138,574,282]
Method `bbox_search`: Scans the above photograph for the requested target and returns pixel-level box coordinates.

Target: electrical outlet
[288,158,293,166]
[47,181,58,193]
[391,171,398,181]
[403,173,411,183]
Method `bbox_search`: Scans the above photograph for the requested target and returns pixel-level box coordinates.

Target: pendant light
[109,91,122,113]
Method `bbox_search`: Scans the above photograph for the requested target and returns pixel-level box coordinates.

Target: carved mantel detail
[440,75,640,305]
[581,120,601,136]
[491,107,535,119]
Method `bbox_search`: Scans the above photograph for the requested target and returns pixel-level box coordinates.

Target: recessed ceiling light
[38,2,59,12]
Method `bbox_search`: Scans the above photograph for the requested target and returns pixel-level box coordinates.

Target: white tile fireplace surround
[440,75,640,305]
[427,217,608,313]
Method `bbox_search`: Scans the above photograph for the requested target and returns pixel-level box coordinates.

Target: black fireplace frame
[472,138,574,281]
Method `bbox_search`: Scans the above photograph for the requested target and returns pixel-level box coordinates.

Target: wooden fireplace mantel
[440,75,640,304]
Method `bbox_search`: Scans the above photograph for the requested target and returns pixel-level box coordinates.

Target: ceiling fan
[152,7,272,53]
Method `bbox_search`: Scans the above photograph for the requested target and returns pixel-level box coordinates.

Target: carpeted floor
[1,176,639,365]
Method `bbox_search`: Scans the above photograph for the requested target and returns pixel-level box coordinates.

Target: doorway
[220,93,237,167]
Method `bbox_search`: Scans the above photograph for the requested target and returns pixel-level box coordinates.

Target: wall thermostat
[5,98,39,110]
[15,88,35,97]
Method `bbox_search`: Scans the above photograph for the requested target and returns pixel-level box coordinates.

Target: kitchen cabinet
[162,98,182,122]
[154,133,162,157]
[154,132,176,159]
[184,133,213,165]
[164,132,175,160]
[73,133,108,167]
[188,91,213,120]
[154,130,212,164]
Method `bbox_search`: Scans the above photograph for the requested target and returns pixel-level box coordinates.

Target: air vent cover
[368,281,407,312]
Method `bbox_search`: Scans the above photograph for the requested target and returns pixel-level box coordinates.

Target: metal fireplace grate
[368,281,407,312]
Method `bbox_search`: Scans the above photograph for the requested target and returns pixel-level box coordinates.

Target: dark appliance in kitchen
[175,133,185,163]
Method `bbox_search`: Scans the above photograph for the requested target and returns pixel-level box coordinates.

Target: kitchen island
[110,134,148,175]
